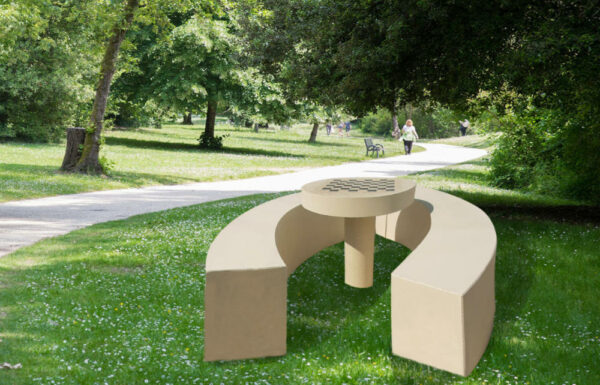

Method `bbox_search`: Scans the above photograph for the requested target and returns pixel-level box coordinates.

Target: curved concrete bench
[204,193,344,361]
[376,186,496,376]
[204,186,496,377]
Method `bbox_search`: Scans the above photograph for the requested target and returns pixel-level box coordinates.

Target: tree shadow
[105,136,199,151]
[105,136,305,158]
[220,146,306,158]
[235,134,353,148]
[0,163,60,174]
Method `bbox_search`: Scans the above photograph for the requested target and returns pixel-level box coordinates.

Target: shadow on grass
[234,134,354,148]
[0,163,61,174]
[105,136,304,158]
[105,136,199,151]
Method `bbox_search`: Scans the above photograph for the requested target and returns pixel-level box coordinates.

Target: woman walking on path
[401,119,419,155]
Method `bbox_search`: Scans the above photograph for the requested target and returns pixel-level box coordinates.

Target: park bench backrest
[364,138,373,147]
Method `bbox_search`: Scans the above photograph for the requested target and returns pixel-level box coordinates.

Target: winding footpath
[0,143,486,257]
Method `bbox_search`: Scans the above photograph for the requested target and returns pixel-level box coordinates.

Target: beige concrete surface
[204,193,343,361]
[376,186,496,376]
[302,177,415,288]
[301,178,415,218]
[205,184,496,377]
[344,217,375,288]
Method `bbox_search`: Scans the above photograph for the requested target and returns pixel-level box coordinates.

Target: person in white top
[401,119,419,155]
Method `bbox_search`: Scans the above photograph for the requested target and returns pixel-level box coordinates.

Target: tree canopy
[1,0,599,202]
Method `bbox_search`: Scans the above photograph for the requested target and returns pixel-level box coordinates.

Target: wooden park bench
[204,184,496,377]
[364,138,385,157]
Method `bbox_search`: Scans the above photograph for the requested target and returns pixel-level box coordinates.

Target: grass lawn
[0,120,418,202]
[1,156,598,384]
[422,133,501,150]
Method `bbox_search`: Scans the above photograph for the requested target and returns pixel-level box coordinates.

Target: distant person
[326,122,332,136]
[345,121,351,136]
[401,119,419,155]
[337,122,344,136]
[459,119,470,136]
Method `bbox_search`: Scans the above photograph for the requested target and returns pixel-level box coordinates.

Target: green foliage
[98,155,115,173]
[198,131,227,149]
[485,2,600,204]
[356,105,461,138]
[355,109,393,137]
[263,0,523,116]
[489,107,600,204]
[489,109,552,189]
[0,1,105,142]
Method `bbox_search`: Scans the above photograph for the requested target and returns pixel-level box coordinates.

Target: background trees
[0,0,106,141]
[486,1,600,202]
[1,0,599,202]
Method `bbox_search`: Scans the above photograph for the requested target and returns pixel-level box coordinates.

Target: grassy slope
[1,152,598,384]
[0,121,416,202]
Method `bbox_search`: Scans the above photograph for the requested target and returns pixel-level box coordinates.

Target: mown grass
[422,133,501,150]
[1,156,598,384]
[0,121,417,202]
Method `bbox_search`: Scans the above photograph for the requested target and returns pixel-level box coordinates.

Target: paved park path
[0,143,486,257]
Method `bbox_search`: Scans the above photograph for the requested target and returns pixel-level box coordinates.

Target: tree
[0,0,107,142]
[67,0,140,173]
[61,0,213,172]
[484,1,600,202]
[257,0,524,118]
[148,16,242,147]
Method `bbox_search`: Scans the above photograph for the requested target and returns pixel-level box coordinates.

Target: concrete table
[301,178,416,288]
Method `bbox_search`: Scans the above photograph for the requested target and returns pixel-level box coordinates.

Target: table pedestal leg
[344,217,375,288]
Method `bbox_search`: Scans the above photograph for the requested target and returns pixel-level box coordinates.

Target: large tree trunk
[60,127,86,171]
[64,0,139,173]
[391,95,401,138]
[183,112,193,125]
[204,99,218,139]
[308,122,319,143]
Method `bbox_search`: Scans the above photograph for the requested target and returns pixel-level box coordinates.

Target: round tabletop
[301,178,416,218]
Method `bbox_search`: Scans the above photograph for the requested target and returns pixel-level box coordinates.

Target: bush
[198,132,228,149]
[356,105,462,138]
[355,109,393,136]
[0,3,99,142]
[488,107,600,204]
[489,111,548,189]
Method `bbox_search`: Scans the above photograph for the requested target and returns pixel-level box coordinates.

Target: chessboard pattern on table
[321,179,396,192]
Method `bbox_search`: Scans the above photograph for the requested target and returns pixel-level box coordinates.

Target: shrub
[198,132,228,149]
[356,105,462,138]
[355,109,393,136]
[0,3,99,142]
[488,107,600,204]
